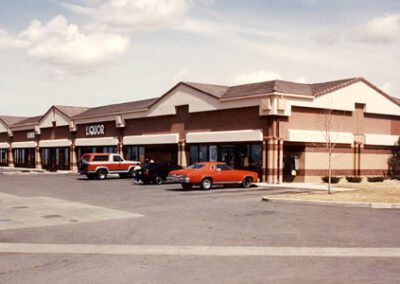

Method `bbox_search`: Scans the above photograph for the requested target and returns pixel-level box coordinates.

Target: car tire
[96,169,107,180]
[242,177,253,188]
[129,168,136,178]
[200,178,213,190]
[154,176,163,185]
[181,183,193,190]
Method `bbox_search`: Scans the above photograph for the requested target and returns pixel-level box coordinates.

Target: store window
[0,149,7,166]
[189,143,262,174]
[124,146,145,162]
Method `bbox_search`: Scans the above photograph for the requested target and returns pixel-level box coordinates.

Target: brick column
[278,139,283,184]
[35,146,42,170]
[266,137,284,184]
[262,140,267,182]
[7,146,14,168]
[267,139,276,184]
[70,144,78,173]
[178,140,187,168]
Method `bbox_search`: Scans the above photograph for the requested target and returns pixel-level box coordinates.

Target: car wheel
[242,177,253,188]
[96,169,107,180]
[181,183,193,190]
[129,168,136,178]
[154,176,163,185]
[86,174,95,180]
[200,178,213,190]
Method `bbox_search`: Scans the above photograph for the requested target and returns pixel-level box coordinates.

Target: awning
[11,141,37,148]
[0,142,10,149]
[365,134,399,146]
[123,133,179,145]
[75,137,119,147]
[287,129,354,144]
[186,130,263,143]
[39,139,72,148]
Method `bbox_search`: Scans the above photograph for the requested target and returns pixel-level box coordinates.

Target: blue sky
[0,0,400,116]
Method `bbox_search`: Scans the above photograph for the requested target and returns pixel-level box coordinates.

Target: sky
[0,0,400,116]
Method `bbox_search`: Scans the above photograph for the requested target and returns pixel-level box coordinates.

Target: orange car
[167,162,259,190]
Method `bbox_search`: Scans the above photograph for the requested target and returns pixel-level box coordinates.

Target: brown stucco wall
[0,133,9,143]
[11,130,37,142]
[124,106,271,139]
[40,126,71,140]
[280,106,398,140]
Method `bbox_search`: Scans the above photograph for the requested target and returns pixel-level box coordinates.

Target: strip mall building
[1,77,399,183]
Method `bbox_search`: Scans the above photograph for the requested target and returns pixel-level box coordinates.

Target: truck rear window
[93,156,109,162]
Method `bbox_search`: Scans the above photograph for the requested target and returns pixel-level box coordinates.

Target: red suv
[79,153,140,180]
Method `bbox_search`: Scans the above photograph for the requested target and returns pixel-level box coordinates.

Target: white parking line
[1,243,400,258]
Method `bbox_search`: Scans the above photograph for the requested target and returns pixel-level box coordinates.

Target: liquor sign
[86,124,105,136]
[27,132,35,139]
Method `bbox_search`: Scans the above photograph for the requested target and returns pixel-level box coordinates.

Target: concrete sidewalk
[255,182,352,192]
[0,167,72,175]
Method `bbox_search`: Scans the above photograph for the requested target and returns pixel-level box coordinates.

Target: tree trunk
[328,151,332,194]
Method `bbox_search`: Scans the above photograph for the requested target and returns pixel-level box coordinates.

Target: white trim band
[75,137,119,147]
[123,133,179,145]
[365,134,399,146]
[39,139,72,148]
[11,141,37,148]
[0,142,10,149]
[186,130,263,143]
[288,129,354,144]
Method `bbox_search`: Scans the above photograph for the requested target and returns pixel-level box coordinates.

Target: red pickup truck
[79,153,140,180]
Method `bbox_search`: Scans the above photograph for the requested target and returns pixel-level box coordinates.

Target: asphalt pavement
[0,174,400,283]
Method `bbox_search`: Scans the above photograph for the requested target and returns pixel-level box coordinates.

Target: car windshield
[186,163,205,169]
[81,156,90,162]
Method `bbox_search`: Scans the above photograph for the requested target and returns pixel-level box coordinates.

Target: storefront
[12,142,37,168]
[39,139,72,171]
[75,137,119,160]
[123,134,179,166]
[0,143,8,166]
[186,130,264,175]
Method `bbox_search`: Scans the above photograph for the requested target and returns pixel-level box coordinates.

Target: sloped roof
[391,96,400,106]
[73,98,158,119]
[183,82,229,98]
[0,115,28,126]
[54,105,91,117]
[11,115,42,127]
[180,78,359,100]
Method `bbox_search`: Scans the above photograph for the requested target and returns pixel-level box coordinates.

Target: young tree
[318,106,346,194]
[388,137,400,179]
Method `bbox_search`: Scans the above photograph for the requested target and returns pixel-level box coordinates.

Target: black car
[134,162,172,184]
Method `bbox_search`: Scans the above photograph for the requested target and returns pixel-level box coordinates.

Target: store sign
[86,124,105,136]
[27,132,35,139]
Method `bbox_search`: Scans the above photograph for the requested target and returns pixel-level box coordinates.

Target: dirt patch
[265,180,400,203]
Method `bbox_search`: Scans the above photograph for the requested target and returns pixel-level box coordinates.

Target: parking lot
[1,173,400,283]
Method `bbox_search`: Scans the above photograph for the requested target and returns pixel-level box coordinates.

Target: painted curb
[262,196,400,209]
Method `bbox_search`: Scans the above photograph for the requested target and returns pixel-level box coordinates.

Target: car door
[215,163,237,183]
[113,155,125,171]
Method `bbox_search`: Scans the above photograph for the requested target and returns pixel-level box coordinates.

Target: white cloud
[63,0,190,33]
[234,71,282,84]
[0,28,28,49]
[3,15,130,78]
[353,14,400,44]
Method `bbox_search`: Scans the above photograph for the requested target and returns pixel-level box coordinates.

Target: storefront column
[262,140,267,182]
[266,137,283,184]
[70,144,78,173]
[277,139,283,184]
[35,146,42,170]
[7,147,14,168]
[178,140,187,168]
[118,141,124,157]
